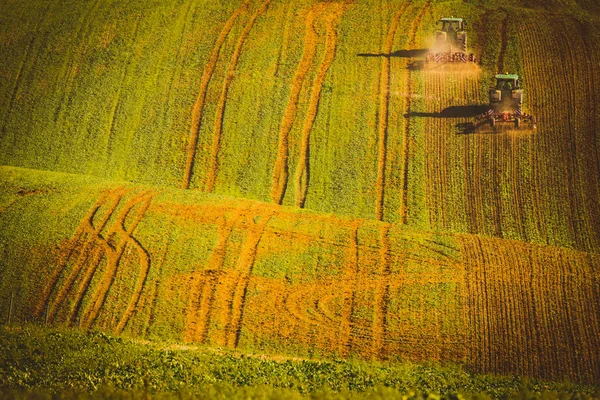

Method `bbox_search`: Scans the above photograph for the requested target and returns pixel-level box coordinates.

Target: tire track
[375,4,409,221]
[105,16,142,155]
[293,6,346,208]
[1,1,54,137]
[52,0,103,124]
[205,0,273,193]
[182,0,251,189]
[370,224,391,358]
[225,212,274,348]
[270,6,321,205]
[184,211,246,343]
[80,191,154,329]
[46,189,126,323]
[113,234,151,334]
[338,221,361,357]
[399,0,431,224]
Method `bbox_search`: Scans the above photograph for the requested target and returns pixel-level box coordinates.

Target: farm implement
[473,74,537,132]
[426,18,477,66]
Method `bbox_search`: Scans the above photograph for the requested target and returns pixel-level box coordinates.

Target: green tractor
[426,17,477,64]
[475,74,536,130]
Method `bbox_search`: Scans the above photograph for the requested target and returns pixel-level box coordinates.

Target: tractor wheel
[490,117,496,128]
[515,117,521,128]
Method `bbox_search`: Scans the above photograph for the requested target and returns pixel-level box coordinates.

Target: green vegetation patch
[1,325,598,399]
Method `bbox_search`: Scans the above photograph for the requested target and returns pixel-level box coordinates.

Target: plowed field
[0,0,599,386]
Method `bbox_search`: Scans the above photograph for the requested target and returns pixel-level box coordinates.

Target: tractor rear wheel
[490,117,496,128]
[515,117,521,128]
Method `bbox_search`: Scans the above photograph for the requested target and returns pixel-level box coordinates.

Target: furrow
[184,212,245,343]
[47,191,125,322]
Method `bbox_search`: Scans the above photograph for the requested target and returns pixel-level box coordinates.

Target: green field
[0,0,599,396]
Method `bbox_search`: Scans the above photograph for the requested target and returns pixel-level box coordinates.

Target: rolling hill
[0,0,599,389]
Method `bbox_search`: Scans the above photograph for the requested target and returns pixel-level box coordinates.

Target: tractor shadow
[405,105,488,119]
[405,105,489,135]
[357,48,428,58]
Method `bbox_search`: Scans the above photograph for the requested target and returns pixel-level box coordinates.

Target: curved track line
[81,192,154,328]
[182,1,251,189]
[270,7,321,204]
[375,5,409,221]
[225,212,274,348]
[205,0,272,192]
[294,6,345,208]
[399,1,431,224]
[184,211,247,343]
[46,189,126,322]
[114,235,151,334]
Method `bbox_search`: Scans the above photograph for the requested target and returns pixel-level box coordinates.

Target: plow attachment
[470,110,537,133]
[457,111,537,133]
[427,52,477,64]
[425,52,479,72]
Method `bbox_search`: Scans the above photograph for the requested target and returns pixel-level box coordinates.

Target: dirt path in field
[205,0,272,192]
[182,1,251,190]
[39,189,154,333]
[42,188,126,323]
[224,212,274,348]
[270,6,321,204]
[184,210,248,343]
[271,3,347,206]
[398,0,431,224]
[375,4,410,221]
[80,191,154,329]
[293,7,345,208]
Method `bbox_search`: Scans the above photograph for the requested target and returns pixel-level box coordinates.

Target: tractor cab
[494,74,521,91]
[437,17,465,32]
[474,73,536,131]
